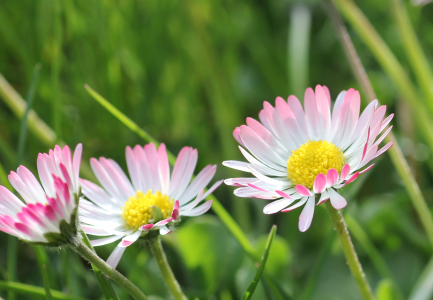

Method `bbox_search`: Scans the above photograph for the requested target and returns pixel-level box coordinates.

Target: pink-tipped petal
[360,164,374,174]
[275,190,292,199]
[263,199,293,214]
[247,183,269,193]
[328,189,347,210]
[362,127,371,161]
[341,164,350,180]
[155,218,173,226]
[326,169,339,187]
[313,174,326,194]
[317,191,330,205]
[233,127,245,147]
[344,172,360,186]
[106,246,126,269]
[141,224,154,231]
[296,185,312,196]
[298,196,315,232]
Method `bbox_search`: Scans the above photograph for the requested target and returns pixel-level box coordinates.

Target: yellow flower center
[287,140,345,189]
[122,190,174,229]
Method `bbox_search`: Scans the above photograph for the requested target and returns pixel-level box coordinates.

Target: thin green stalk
[71,239,148,300]
[80,232,119,300]
[242,225,277,300]
[390,0,433,113]
[146,237,187,300]
[0,281,88,300]
[33,246,53,300]
[325,202,375,300]
[52,0,62,139]
[326,0,433,250]
[7,236,17,300]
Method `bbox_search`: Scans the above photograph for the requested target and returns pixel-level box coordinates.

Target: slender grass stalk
[7,237,17,300]
[288,4,311,99]
[325,202,375,300]
[80,232,119,300]
[146,237,187,300]
[325,0,433,251]
[71,239,148,300]
[390,0,433,113]
[0,281,88,300]
[33,246,53,300]
[52,0,62,139]
[242,225,277,300]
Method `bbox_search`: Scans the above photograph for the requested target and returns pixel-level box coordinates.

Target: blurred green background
[1,0,433,299]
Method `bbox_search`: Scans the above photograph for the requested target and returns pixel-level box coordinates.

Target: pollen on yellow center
[122,190,174,230]
[287,140,345,189]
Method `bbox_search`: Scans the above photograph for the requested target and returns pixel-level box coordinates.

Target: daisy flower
[0,144,83,245]
[223,85,393,232]
[79,143,221,269]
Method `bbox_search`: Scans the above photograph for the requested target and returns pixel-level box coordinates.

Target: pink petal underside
[326,169,339,187]
[155,218,173,226]
[247,183,269,193]
[374,142,393,159]
[328,189,347,209]
[344,172,360,186]
[296,185,312,196]
[372,105,387,129]
[298,196,315,232]
[333,89,355,144]
[313,173,326,194]
[360,164,374,174]
[72,143,83,182]
[171,209,179,220]
[341,164,350,180]
[275,97,305,146]
[233,127,245,147]
[169,146,191,195]
[362,127,371,161]
[275,190,292,199]
[287,95,308,136]
[379,114,394,133]
[322,85,331,107]
[315,85,331,133]
[141,224,154,230]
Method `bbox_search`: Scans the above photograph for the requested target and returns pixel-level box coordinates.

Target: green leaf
[242,225,277,300]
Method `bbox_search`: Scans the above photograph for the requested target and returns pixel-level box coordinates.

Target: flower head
[79,143,221,269]
[0,144,83,246]
[224,85,393,232]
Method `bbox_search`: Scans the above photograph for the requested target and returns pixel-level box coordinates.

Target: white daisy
[223,85,393,232]
[0,144,83,245]
[79,143,222,269]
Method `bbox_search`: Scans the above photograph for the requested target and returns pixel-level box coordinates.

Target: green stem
[325,202,375,300]
[146,237,187,300]
[71,239,148,300]
[80,232,119,300]
[33,246,53,300]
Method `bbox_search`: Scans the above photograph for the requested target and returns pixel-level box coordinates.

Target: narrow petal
[326,169,339,187]
[263,199,294,214]
[296,185,312,196]
[328,188,347,209]
[106,246,127,269]
[298,196,315,232]
[313,174,326,194]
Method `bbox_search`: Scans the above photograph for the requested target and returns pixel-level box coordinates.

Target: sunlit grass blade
[0,281,89,300]
[408,256,433,300]
[0,73,56,146]
[326,0,433,251]
[242,225,277,300]
[80,232,119,300]
[288,4,311,99]
[390,0,433,113]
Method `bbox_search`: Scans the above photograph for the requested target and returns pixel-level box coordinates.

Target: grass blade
[288,4,311,98]
[81,232,119,300]
[0,281,89,300]
[242,225,277,300]
[33,246,53,300]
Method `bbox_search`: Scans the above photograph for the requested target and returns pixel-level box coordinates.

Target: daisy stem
[146,236,187,300]
[325,202,375,300]
[72,240,148,300]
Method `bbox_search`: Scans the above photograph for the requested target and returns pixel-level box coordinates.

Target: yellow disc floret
[287,140,345,189]
[122,190,174,229]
